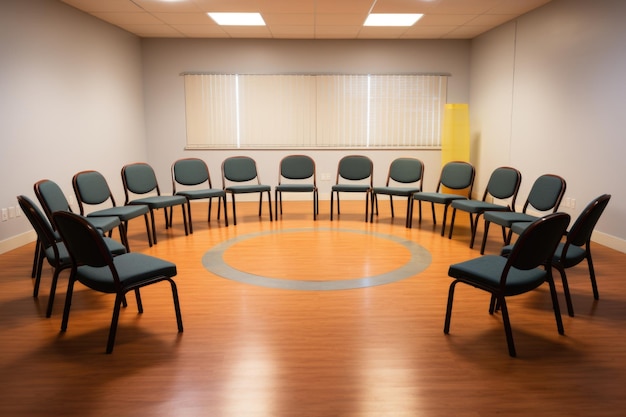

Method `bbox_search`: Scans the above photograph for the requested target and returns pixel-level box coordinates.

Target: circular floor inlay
[202,228,432,290]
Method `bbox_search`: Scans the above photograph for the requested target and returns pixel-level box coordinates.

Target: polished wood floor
[1,200,626,416]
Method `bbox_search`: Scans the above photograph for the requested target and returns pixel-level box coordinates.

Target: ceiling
[59,0,553,40]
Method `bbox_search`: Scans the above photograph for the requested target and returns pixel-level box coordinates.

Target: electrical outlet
[15,206,22,217]
[1,208,7,222]
[571,198,576,209]
[8,206,16,219]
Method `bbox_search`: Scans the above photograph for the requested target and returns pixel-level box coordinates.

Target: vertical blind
[184,73,447,149]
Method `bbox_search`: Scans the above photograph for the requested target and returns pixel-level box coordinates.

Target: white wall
[141,38,471,200]
[470,0,626,251]
[0,0,146,251]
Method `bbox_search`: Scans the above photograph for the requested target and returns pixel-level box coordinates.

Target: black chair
[73,170,152,250]
[448,166,522,248]
[121,162,189,245]
[371,157,424,227]
[275,155,318,220]
[52,210,183,354]
[480,174,566,254]
[444,212,571,357]
[221,156,272,225]
[17,195,126,318]
[410,161,475,236]
[34,179,122,236]
[504,194,611,316]
[330,155,374,222]
[172,158,228,232]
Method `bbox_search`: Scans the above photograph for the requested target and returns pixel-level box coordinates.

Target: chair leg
[143,213,153,247]
[222,196,229,227]
[480,220,491,254]
[169,278,184,333]
[31,238,41,278]
[267,191,273,221]
[370,193,376,223]
[498,297,517,357]
[187,199,194,234]
[106,294,124,354]
[555,264,574,317]
[181,204,189,235]
[135,288,143,313]
[33,243,45,297]
[60,274,77,332]
[330,191,335,220]
[275,190,281,219]
[448,208,457,239]
[404,196,412,228]
[440,204,451,237]
[443,280,459,334]
[45,267,63,318]
[586,253,600,300]
[364,192,369,222]
[469,214,481,249]
[149,209,158,244]
[547,272,565,335]
[231,194,237,226]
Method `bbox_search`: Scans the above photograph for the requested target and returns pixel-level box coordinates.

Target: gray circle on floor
[202,228,432,291]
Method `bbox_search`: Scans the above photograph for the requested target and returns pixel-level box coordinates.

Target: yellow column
[441,103,470,166]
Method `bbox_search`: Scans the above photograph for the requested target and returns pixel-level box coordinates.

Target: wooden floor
[1,200,626,417]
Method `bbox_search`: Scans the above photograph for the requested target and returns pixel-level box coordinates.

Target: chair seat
[85,216,121,231]
[276,184,316,193]
[128,195,187,209]
[76,253,177,293]
[176,189,225,200]
[373,186,421,197]
[225,184,271,194]
[332,184,371,193]
[414,192,467,204]
[484,211,538,227]
[449,255,548,296]
[86,205,149,221]
[451,199,509,214]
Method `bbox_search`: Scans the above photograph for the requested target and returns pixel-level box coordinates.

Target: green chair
[410,161,475,236]
[371,157,424,227]
[34,179,122,237]
[221,156,272,225]
[480,174,566,254]
[52,210,183,354]
[504,194,611,317]
[121,162,189,245]
[275,155,318,220]
[172,158,228,232]
[17,195,126,318]
[73,170,152,250]
[445,212,571,357]
[448,166,522,248]
[330,155,374,222]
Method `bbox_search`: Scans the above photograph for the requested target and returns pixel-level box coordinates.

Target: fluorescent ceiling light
[364,13,423,27]
[208,12,266,26]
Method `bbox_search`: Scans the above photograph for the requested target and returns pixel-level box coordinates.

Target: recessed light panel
[364,13,424,27]
[208,12,266,26]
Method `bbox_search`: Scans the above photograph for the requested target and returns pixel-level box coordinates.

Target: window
[183,73,447,149]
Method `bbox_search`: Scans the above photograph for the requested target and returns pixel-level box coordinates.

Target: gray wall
[470,0,626,251]
[0,0,146,250]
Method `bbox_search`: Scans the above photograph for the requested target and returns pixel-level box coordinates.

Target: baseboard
[593,230,626,254]
[0,230,36,255]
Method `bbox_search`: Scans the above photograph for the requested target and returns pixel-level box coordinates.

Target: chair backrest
[222,156,260,184]
[73,171,117,214]
[387,157,424,186]
[52,211,113,269]
[505,212,571,274]
[524,174,566,213]
[34,179,72,226]
[17,195,59,252]
[172,158,212,191]
[279,155,316,183]
[336,155,373,183]
[122,163,161,196]
[565,194,611,248]
[483,166,522,203]
[437,161,475,193]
